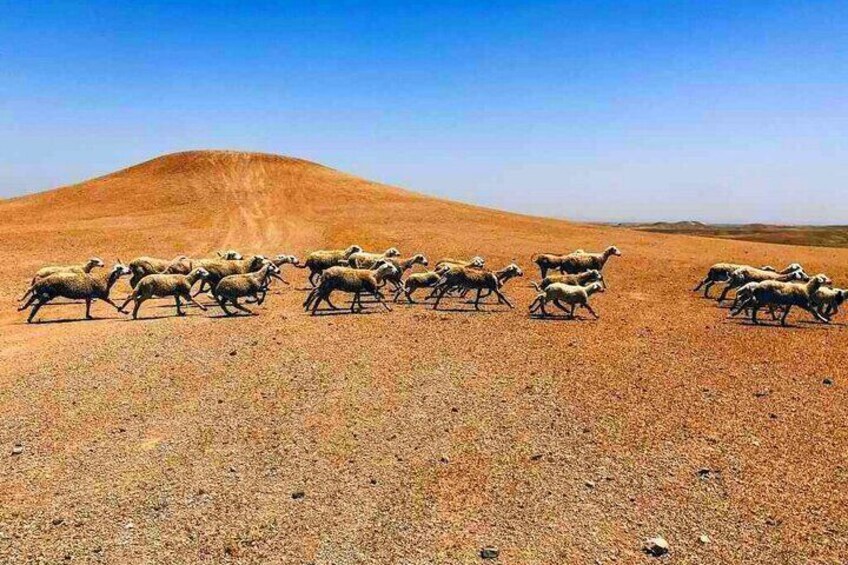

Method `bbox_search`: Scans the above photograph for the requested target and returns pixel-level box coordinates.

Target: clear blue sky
[2,1,846,223]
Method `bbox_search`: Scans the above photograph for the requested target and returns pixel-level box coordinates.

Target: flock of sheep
[16,245,623,323]
[695,261,847,325]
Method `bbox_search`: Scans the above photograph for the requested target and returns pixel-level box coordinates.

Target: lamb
[213,263,281,316]
[538,269,604,290]
[295,245,363,287]
[347,247,401,269]
[304,263,397,314]
[18,262,132,323]
[118,267,211,319]
[532,246,621,278]
[20,257,105,301]
[128,255,193,287]
[732,274,832,325]
[812,285,848,319]
[717,265,808,304]
[431,263,522,310]
[394,271,442,303]
[694,262,799,298]
[529,281,605,319]
[193,255,267,295]
[373,254,428,291]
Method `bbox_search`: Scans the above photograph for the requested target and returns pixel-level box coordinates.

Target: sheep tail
[531,282,542,292]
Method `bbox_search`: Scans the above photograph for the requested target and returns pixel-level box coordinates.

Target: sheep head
[88,257,105,268]
[586,282,605,295]
[344,245,363,257]
[469,256,485,268]
[384,247,401,257]
[606,246,622,257]
[219,250,243,260]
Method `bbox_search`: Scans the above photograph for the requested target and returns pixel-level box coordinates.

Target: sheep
[732,274,832,325]
[304,263,397,315]
[18,262,132,323]
[812,286,848,319]
[347,247,402,269]
[694,262,799,298]
[117,267,211,319]
[218,250,243,260]
[213,263,281,316]
[373,254,428,292]
[192,255,267,295]
[128,255,192,288]
[717,265,808,304]
[529,281,605,319]
[394,271,442,303]
[729,281,790,321]
[434,256,485,270]
[431,263,522,310]
[20,257,105,301]
[538,269,604,290]
[532,246,621,278]
[294,245,363,287]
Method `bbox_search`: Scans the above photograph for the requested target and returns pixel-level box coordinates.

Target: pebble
[698,534,710,544]
[584,480,595,489]
[822,378,833,386]
[480,546,499,559]
[643,537,669,557]
[292,491,305,500]
[11,444,23,455]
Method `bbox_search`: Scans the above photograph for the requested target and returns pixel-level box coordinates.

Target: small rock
[823,378,833,386]
[439,456,449,464]
[584,480,595,489]
[369,478,377,485]
[696,468,712,479]
[291,491,305,500]
[698,534,710,544]
[530,454,543,461]
[124,521,134,530]
[11,444,23,455]
[643,537,669,557]
[52,517,64,526]
[754,389,770,398]
[229,350,237,356]
[480,546,499,559]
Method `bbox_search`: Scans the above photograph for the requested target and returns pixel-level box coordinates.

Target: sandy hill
[0,151,846,563]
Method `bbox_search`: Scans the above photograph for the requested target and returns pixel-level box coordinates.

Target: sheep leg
[183,292,207,311]
[132,297,146,320]
[583,303,599,319]
[192,280,207,298]
[18,293,38,311]
[803,304,829,323]
[175,296,185,316]
[750,305,761,324]
[716,284,735,304]
[693,277,708,292]
[492,288,513,308]
[309,271,319,287]
[552,299,570,314]
[703,280,715,298]
[374,292,392,312]
[350,292,359,313]
[101,296,122,312]
[117,293,135,313]
[539,300,550,317]
[780,305,792,326]
[432,286,449,310]
[229,298,254,315]
[27,296,50,323]
[84,298,94,320]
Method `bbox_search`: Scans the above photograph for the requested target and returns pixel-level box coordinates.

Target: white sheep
[529,281,605,319]
[118,267,211,319]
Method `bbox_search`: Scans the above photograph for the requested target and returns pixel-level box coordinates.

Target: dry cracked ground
[0,151,845,564]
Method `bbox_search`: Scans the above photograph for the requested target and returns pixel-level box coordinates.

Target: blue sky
[1,1,846,223]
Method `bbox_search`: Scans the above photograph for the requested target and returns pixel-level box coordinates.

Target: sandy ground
[0,151,845,564]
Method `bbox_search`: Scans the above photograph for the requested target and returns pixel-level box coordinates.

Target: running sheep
[694,262,799,298]
[529,281,605,319]
[538,269,604,290]
[213,263,281,316]
[295,245,363,287]
[431,263,522,310]
[304,263,397,314]
[717,265,808,304]
[118,267,211,319]
[532,246,621,278]
[128,255,193,288]
[18,262,131,323]
[347,247,401,269]
[731,274,832,325]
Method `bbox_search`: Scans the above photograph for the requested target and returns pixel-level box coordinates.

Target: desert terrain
[625,222,848,249]
[0,151,845,564]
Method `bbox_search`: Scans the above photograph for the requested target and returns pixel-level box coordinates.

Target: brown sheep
[294,245,363,287]
[532,246,621,278]
[118,267,211,319]
[304,263,397,314]
[128,255,193,288]
[431,264,522,310]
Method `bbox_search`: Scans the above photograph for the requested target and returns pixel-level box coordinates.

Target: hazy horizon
[2,2,847,224]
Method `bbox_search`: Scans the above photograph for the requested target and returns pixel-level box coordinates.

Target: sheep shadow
[725,318,831,330]
[308,308,389,317]
[529,313,596,322]
[19,315,122,326]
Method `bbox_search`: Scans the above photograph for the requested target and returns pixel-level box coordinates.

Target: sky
[1,1,846,223]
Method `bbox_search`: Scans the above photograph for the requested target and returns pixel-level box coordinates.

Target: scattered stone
[584,480,595,489]
[754,389,770,398]
[291,491,305,500]
[698,534,710,544]
[769,413,778,420]
[440,456,449,464]
[124,521,134,530]
[643,537,669,557]
[11,444,23,456]
[480,546,499,559]
[229,350,237,356]
[52,517,64,526]
[696,468,712,479]
[369,478,377,485]
[823,378,833,386]
[530,453,543,461]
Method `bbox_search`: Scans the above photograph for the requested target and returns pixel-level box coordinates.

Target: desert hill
[0,151,846,563]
